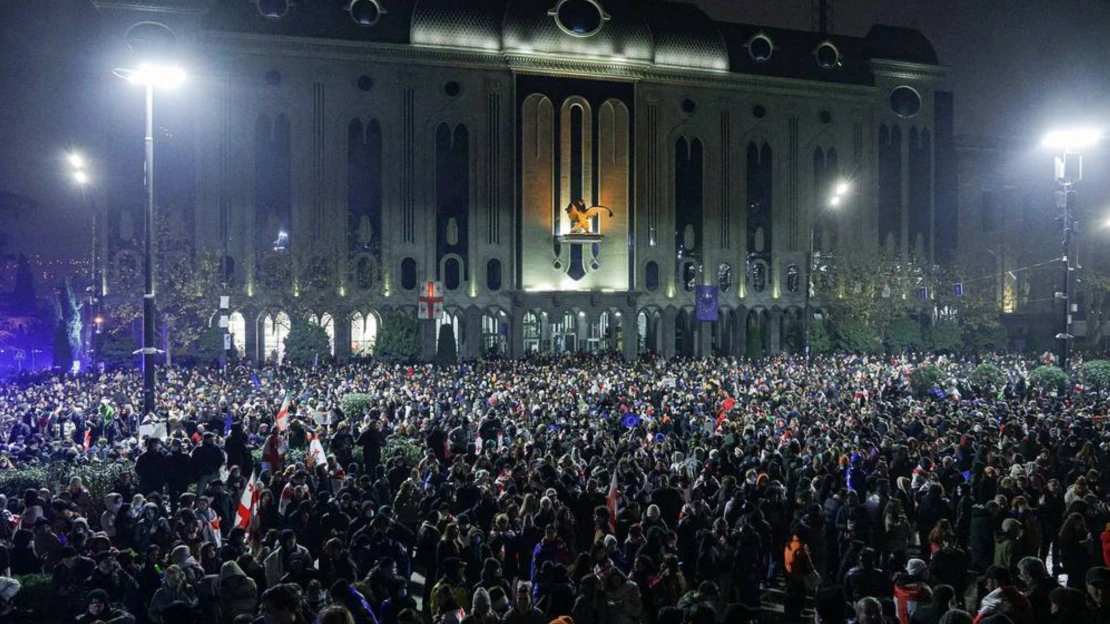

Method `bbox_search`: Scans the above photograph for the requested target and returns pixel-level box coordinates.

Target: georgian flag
[275,393,292,432]
[235,471,258,533]
[606,470,619,530]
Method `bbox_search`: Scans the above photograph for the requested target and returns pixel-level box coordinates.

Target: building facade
[90,0,949,361]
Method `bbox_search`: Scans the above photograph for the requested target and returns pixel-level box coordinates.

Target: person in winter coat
[602,567,643,624]
[1058,512,1094,590]
[993,518,1024,576]
[75,588,134,624]
[264,530,312,588]
[969,503,998,572]
[975,565,1033,624]
[892,559,933,624]
[844,548,892,604]
[783,524,816,624]
[1016,556,1057,624]
[134,438,167,496]
[148,564,199,624]
[909,584,954,624]
[218,560,257,624]
[929,532,970,604]
[502,581,545,624]
[530,525,569,582]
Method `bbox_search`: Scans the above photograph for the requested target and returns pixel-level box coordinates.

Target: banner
[418,281,444,320]
[695,285,719,322]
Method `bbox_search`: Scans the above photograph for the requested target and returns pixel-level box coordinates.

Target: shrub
[375,315,422,361]
[340,393,374,420]
[836,319,881,354]
[436,323,458,366]
[926,319,963,353]
[885,317,924,353]
[383,435,423,469]
[909,364,946,397]
[1081,360,1110,390]
[969,363,1007,390]
[283,320,331,366]
[807,319,832,355]
[99,330,138,368]
[1028,365,1069,394]
[966,322,1008,351]
[13,573,52,616]
[193,325,227,367]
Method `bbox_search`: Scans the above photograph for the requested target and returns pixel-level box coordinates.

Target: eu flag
[696,285,719,322]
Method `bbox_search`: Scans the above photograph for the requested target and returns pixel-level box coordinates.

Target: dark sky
[2,0,1109,263]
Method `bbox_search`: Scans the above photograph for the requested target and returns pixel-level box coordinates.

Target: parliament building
[89,0,953,361]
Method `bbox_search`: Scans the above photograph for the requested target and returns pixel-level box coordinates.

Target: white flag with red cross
[418,281,444,320]
[235,471,258,534]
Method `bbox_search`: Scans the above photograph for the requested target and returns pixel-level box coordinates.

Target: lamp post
[68,152,100,367]
[114,63,186,417]
[804,180,851,361]
[1043,128,1099,372]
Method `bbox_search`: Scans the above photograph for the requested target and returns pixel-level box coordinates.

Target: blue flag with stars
[696,285,719,322]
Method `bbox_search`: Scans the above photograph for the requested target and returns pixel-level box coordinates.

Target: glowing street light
[1042,128,1100,150]
[68,153,84,169]
[835,181,851,196]
[829,195,841,207]
[115,61,187,417]
[73,170,89,185]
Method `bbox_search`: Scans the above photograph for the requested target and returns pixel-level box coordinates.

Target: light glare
[829,195,841,207]
[74,170,89,185]
[835,181,850,196]
[68,153,84,169]
[117,63,187,88]
[1043,128,1100,150]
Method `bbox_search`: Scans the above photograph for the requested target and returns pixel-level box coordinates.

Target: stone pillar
[769,308,782,354]
[735,308,747,357]
[244,309,259,363]
[421,320,437,362]
[464,308,482,360]
[510,308,525,359]
[662,308,676,359]
[334,308,351,363]
[621,310,637,361]
[698,321,713,357]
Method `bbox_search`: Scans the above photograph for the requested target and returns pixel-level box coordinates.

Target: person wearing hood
[893,559,934,624]
[993,518,1024,577]
[216,560,258,623]
[9,529,39,575]
[149,563,199,624]
[75,588,134,624]
[101,492,124,537]
[170,543,206,586]
[264,529,312,588]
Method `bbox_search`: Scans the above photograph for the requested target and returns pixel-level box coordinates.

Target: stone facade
[89,0,948,361]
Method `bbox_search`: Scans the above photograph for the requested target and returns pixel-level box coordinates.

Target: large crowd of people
[0,352,1108,624]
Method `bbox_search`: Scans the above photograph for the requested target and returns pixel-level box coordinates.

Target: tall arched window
[350,311,380,355]
[262,311,291,363]
[401,258,417,290]
[486,259,502,292]
[645,261,659,291]
[444,257,461,291]
[228,311,246,358]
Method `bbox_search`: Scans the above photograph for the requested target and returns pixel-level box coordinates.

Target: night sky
[1,0,1109,264]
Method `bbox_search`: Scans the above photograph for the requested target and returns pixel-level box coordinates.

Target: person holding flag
[275,392,292,433]
[234,470,258,538]
[261,426,287,475]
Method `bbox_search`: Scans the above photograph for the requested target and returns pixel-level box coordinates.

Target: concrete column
[464,308,482,360]
[769,309,782,354]
[244,310,259,363]
[509,309,525,359]
[735,309,747,357]
[662,308,677,359]
[421,320,437,362]
[334,308,351,363]
[621,310,637,361]
[698,322,713,357]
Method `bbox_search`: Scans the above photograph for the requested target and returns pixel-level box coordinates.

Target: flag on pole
[83,429,91,451]
[250,373,262,390]
[223,406,233,437]
[235,471,257,532]
[275,393,292,432]
[606,470,619,530]
[418,281,444,320]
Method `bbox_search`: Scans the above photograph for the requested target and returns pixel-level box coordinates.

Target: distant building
[89,0,950,360]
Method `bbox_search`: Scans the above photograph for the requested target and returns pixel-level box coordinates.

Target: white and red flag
[235,471,258,533]
[275,393,292,432]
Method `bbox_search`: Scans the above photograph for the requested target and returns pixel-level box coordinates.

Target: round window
[349,0,382,27]
[890,86,922,118]
[747,34,773,63]
[552,0,606,38]
[814,42,840,69]
[257,0,289,19]
[681,99,696,114]
[819,111,832,124]
[444,81,462,97]
[752,104,767,119]
[356,75,374,91]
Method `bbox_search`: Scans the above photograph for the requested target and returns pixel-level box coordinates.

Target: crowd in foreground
[0,352,1107,624]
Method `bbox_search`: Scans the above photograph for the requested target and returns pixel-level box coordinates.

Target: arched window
[750,261,768,293]
[523,311,541,353]
[786,264,800,294]
[228,312,246,358]
[645,262,659,291]
[350,311,380,356]
[444,257,461,291]
[435,311,461,352]
[262,311,291,363]
[486,259,502,292]
[401,258,417,290]
[718,263,733,293]
[681,261,698,292]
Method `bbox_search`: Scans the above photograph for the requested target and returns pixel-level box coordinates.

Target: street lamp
[1044,127,1100,371]
[115,62,186,417]
[67,152,100,367]
[804,179,852,361]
